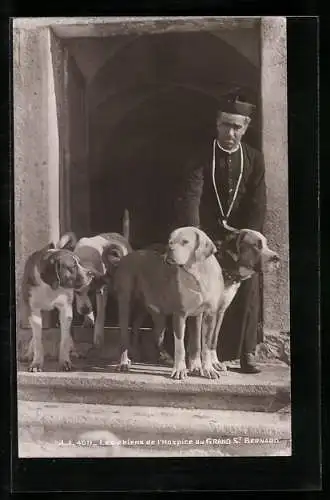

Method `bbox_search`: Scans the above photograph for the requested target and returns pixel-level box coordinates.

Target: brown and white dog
[22,233,96,372]
[114,227,225,379]
[73,210,132,347]
[186,225,280,378]
[114,225,280,380]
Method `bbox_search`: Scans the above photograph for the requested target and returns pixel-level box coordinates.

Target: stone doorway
[58,28,261,325]
[13,17,289,337]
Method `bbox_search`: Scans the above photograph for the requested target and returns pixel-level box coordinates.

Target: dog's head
[166,227,217,267]
[73,238,131,318]
[102,244,128,274]
[39,233,94,290]
[218,227,280,279]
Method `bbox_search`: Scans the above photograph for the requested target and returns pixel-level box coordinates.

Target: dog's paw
[116,354,132,372]
[212,361,228,374]
[202,363,221,379]
[188,356,203,377]
[116,360,131,373]
[28,361,43,372]
[210,351,227,374]
[117,364,129,372]
[189,367,203,377]
[116,351,132,372]
[171,361,188,380]
[59,359,72,371]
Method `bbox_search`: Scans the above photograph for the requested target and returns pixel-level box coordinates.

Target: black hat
[219,91,256,117]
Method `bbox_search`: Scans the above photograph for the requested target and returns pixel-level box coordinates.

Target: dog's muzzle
[165,255,176,265]
[164,250,178,265]
[74,269,95,292]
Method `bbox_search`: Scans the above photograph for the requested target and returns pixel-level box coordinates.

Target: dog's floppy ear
[235,231,247,255]
[88,268,108,290]
[221,230,245,262]
[194,230,217,261]
[56,232,77,251]
[39,252,59,289]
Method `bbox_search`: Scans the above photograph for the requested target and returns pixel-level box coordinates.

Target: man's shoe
[240,353,261,374]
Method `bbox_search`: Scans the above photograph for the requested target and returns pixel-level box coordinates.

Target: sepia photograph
[13,16,291,458]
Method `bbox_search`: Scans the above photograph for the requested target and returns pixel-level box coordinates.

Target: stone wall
[13,17,289,333]
[13,26,60,327]
[261,18,289,332]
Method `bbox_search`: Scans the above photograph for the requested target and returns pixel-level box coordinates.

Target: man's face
[216,111,250,150]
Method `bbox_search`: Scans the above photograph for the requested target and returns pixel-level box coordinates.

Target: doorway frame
[13,16,289,334]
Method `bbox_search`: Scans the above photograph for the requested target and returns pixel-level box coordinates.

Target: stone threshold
[17,361,290,412]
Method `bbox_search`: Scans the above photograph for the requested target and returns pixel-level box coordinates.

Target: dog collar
[216,250,254,285]
[222,269,241,285]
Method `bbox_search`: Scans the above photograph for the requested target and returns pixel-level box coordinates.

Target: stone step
[18,400,291,458]
[17,360,290,412]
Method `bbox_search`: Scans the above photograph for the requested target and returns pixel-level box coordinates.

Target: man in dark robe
[174,93,267,373]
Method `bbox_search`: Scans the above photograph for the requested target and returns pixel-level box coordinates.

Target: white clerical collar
[216,140,240,155]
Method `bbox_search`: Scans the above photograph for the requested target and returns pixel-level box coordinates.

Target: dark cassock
[175,136,267,363]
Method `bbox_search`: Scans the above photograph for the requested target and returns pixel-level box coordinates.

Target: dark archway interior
[87,31,260,249]
[90,87,221,247]
[69,30,260,326]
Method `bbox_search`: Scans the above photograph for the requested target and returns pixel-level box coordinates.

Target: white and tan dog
[114,226,225,379]
[165,227,226,378]
[114,225,280,380]
[186,225,280,378]
[22,234,95,372]
[73,210,132,347]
